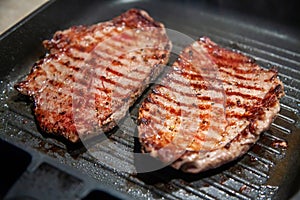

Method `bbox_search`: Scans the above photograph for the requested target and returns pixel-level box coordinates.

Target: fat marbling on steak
[15,9,172,142]
[138,37,284,173]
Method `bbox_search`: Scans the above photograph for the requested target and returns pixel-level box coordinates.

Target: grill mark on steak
[175,70,267,91]
[220,65,258,74]
[105,67,142,82]
[218,68,255,81]
[138,37,284,173]
[225,90,263,100]
[148,90,212,111]
[88,53,149,76]
[15,9,172,142]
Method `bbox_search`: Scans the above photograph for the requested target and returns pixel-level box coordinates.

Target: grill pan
[0,0,300,199]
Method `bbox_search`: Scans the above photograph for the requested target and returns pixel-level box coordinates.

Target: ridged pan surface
[0,0,299,199]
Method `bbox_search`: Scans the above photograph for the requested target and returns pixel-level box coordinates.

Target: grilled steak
[15,9,171,142]
[138,37,284,173]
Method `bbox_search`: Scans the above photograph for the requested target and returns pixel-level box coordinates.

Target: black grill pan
[0,0,300,199]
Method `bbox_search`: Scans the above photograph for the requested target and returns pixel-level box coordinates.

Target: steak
[15,9,172,142]
[138,37,284,173]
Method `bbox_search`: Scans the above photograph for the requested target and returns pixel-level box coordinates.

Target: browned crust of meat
[15,9,172,142]
[138,37,284,173]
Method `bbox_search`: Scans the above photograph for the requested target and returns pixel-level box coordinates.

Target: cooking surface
[0,0,299,199]
[0,0,48,35]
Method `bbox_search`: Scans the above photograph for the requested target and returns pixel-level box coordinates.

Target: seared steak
[15,9,172,142]
[138,37,284,173]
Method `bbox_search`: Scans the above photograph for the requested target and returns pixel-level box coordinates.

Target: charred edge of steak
[113,9,164,28]
[43,9,164,52]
